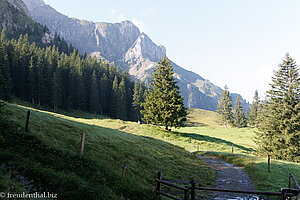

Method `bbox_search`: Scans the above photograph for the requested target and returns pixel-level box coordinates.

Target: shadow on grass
[0,103,216,200]
[173,131,256,153]
[185,121,208,127]
[11,99,110,120]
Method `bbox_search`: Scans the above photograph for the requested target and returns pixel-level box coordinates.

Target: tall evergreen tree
[217,85,233,128]
[132,80,143,121]
[141,56,187,131]
[249,90,261,127]
[52,70,61,112]
[0,30,11,100]
[88,70,101,114]
[100,73,109,114]
[233,95,247,128]
[255,54,300,162]
[110,75,119,117]
[245,106,251,125]
[116,76,127,120]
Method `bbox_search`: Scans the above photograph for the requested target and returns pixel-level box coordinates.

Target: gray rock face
[7,0,30,16]
[22,0,249,110]
[124,33,166,64]
[94,21,141,61]
[22,0,44,13]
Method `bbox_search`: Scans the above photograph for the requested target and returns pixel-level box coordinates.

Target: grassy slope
[1,103,299,198]
[0,103,214,200]
[51,107,300,193]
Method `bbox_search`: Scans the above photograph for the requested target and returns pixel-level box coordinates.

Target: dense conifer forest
[0,29,146,121]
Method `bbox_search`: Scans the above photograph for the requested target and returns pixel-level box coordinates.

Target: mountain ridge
[21,0,249,111]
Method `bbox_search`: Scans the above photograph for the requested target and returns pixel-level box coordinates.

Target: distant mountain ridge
[22,0,249,111]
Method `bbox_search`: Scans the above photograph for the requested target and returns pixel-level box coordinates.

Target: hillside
[0,0,49,45]
[1,102,299,198]
[0,0,77,54]
[0,102,214,199]
[22,0,249,111]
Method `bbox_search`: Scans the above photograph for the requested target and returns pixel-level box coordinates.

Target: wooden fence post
[25,110,31,133]
[288,173,291,189]
[156,172,162,193]
[232,144,234,154]
[80,133,86,156]
[184,187,189,200]
[280,188,287,200]
[197,142,199,152]
[191,180,195,200]
[268,155,270,172]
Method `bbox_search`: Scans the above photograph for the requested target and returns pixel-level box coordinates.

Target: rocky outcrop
[7,0,30,16]
[22,0,44,13]
[22,0,249,110]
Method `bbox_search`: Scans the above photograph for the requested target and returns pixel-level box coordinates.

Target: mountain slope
[22,0,249,111]
[0,0,51,45]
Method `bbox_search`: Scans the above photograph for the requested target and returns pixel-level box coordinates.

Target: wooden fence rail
[155,172,300,200]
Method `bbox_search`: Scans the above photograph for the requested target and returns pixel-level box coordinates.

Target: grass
[186,108,222,128]
[51,106,299,194]
[0,102,215,200]
[186,109,300,195]
[1,103,299,199]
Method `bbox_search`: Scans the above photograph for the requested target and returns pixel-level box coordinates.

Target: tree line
[217,86,261,128]
[255,54,299,162]
[0,29,146,121]
[217,54,299,162]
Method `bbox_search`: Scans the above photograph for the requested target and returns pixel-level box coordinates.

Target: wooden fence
[155,172,300,200]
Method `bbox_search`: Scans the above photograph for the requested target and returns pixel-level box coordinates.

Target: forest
[0,29,146,121]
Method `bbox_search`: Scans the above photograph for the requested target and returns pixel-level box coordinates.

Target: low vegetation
[0,101,299,199]
[0,102,214,200]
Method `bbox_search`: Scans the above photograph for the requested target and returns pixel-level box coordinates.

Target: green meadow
[0,103,299,199]
[0,103,214,200]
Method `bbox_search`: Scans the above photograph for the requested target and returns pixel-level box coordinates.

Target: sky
[43,0,300,102]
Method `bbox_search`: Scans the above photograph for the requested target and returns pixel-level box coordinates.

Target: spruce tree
[217,85,233,128]
[116,76,127,120]
[110,75,119,117]
[0,31,11,100]
[249,90,260,127]
[233,95,247,128]
[141,56,187,131]
[255,54,300,162]
[88,70,101,114]
[132,81,142,121]
[52,70,61,112]
[245,106,251,125]
[100,73,109,114]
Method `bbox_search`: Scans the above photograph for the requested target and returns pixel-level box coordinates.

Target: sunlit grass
[0,102,215,199]
[1,102,299,198]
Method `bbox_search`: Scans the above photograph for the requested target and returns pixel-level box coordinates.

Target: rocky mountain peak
[94,20,140,61]
[124,32,166,65]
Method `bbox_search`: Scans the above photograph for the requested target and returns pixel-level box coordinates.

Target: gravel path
[197,155,261,200]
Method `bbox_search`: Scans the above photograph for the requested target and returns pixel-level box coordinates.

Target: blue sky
[43,0,300,102]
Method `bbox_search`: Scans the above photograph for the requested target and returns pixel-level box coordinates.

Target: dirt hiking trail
[197,155,263,200]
